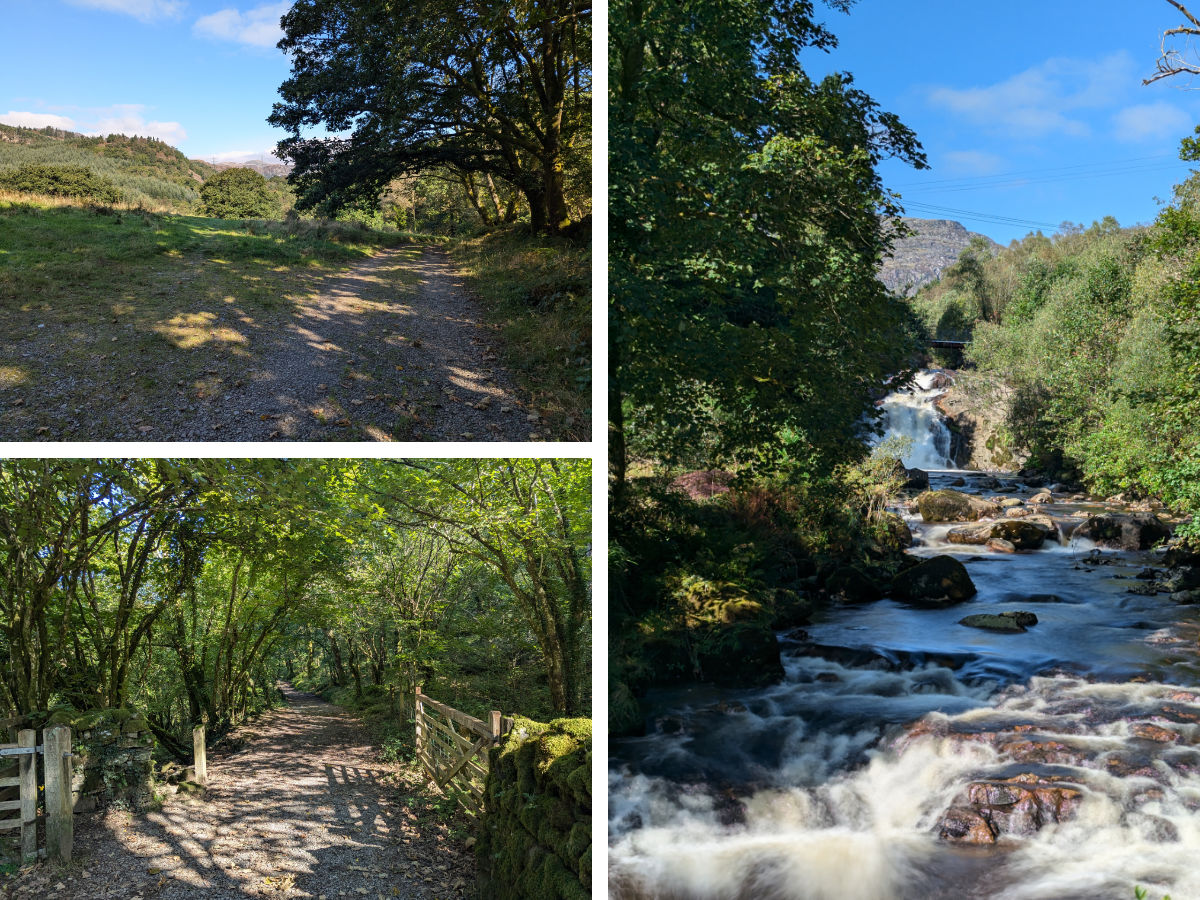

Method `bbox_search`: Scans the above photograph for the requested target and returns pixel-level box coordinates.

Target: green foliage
[610,0,926,482]
[0,163,121,204]
[200,167,281,219]
[0,123,217,211]
[271,0,590,232]
[450,226,591,439]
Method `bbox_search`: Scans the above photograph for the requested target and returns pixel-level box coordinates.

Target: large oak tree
[270,0,590,233]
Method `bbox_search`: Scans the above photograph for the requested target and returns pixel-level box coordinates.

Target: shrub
[0,163,121,203]
[200,167,280,219]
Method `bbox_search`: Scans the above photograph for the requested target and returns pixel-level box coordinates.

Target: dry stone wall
[477,716,591,900]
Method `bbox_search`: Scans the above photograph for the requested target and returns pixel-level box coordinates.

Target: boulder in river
[892,555,977,606]
[916,490,1001,523]
[938,775,1083,844]
[876,511,913,551]
[959,611,1038,632]
[1073,514,1171,550]
[986,538,1016,553]
[824,566,884,603]
[902,467,930,492]
[946,519,1047,550]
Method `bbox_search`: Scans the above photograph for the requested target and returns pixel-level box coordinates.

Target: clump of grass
[450,226,590,440]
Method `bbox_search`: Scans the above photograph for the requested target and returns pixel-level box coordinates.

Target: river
[609,373,1200,900]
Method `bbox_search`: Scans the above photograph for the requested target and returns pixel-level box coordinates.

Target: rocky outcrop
[891,555,977,606]
[935,380,1028,472]
[1074,514,1171,550]
[938,775,1083,844]
[916,490,1000,523]
[878,219,1000,296]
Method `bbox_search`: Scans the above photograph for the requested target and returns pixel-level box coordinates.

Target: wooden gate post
[415,687,424,756]
[193,724,207,786]
[489,710,501,742]
[17,729,36,863]
[43,725,72,864]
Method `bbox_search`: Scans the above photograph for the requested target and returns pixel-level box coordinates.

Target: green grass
[450,226,591,441]
[0,198,417,438]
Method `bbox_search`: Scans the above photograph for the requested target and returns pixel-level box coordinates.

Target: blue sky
[1,0,296,163]
[809,0,1200,243]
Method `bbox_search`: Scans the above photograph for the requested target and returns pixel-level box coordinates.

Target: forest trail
[196,246,531,442]
[9,684,473,900]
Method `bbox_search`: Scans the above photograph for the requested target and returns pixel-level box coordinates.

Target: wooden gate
[0,724,73,865]
[414,690,512,814]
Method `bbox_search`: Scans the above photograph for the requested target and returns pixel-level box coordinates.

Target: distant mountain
[879,218,1001,296]
[211,160,293,179]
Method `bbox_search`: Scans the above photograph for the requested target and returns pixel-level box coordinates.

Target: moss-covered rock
[891,555,977,607]
[824,565,885,603]
[916,490,1000,523]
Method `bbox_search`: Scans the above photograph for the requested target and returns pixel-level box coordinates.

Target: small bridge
[927,340,967,350]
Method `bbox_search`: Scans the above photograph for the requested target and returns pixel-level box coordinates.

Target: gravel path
[6,685,473,899]
[187,246,533,442]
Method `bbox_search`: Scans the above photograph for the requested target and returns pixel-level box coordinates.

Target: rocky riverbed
[610,468,1200,900]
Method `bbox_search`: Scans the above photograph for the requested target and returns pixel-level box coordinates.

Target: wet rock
[1132,723,1179,743]
[903,467,930,491]
[824,566,884,603]
[978,476,1001,490]
[938,806,997,843]
[1073,514,1171,550]
[938,775,1082,843]
[999,497,1024,509]
[1170,589,1200,605]
[892,555,977,606]
[947,519,1047,550]
[916,490,1001,523]
[958,611,1037,632]
[1022,593,1066,603]
[1163,542,1200,569]
[1030,491,1053,504]
[949,477,967,487]
[986,538,1017,553]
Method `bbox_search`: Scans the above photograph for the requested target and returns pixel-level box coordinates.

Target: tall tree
[610,0,926,494]
[270,0,591,232]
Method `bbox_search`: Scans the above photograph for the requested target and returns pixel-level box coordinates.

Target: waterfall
[875,370,957,470]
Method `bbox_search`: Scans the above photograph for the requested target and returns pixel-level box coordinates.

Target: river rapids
[610,372,1200,900]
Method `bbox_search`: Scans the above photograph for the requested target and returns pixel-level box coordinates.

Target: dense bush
[0,163,121,203]
[200,167,281,219]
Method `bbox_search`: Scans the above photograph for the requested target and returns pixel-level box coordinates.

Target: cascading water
[610,470,1200,900]
[874,370,957,470]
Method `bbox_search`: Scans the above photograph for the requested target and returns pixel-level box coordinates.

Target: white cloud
[942,150,1005,176]
[0,111,77,129]
[194,2,289,48]
[928,52,1138,139]
[86,105,188,144]
[64,0,185,23]
[1113,101,1193,142]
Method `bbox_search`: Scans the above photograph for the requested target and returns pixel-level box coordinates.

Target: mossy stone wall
[13,706,155,812]
[477,716,591,899]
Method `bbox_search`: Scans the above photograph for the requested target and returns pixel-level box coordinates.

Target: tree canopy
[269,0,591,233]
[200,167,281,219]
[0,458,591,758]
[609,0,926,491]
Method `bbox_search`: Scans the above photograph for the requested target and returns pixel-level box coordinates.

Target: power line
[899,200,1063,231]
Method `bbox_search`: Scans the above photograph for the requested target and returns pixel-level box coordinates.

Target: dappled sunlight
[0,365,28,388]
[154,312,248,350]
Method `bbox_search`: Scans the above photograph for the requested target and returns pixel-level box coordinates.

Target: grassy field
[0,196,419,439]
[450,226,591,440]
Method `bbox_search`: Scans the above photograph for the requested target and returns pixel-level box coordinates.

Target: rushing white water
[611,468,1200,899]
[875,370,957,470]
